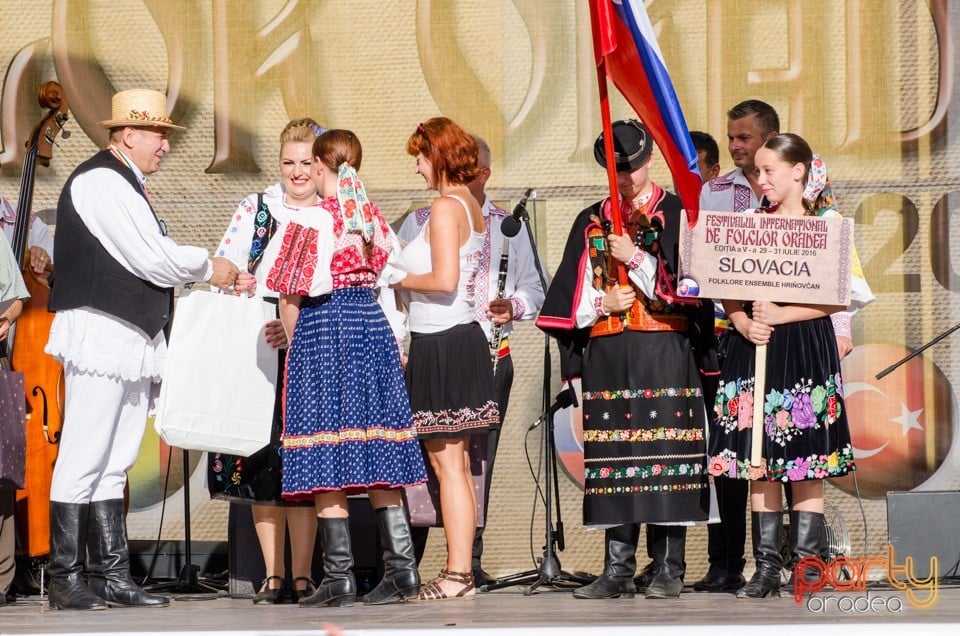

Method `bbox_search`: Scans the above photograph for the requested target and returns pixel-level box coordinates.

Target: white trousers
[49,368,152,504]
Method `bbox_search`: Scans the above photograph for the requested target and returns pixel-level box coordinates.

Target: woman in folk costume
[392,118,499,600]
[267,129,427,607]
[707,133,874,598]
[537,120,717,600]
[206,118,322,604]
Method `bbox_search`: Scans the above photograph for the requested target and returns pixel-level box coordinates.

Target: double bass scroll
[10,81,70,559]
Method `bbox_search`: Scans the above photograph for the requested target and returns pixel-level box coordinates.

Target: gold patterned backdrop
[1,0,957,580]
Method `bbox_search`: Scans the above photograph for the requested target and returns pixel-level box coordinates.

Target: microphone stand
[144,448,224,600]
[482,194,591,595]
[874,320,960,379]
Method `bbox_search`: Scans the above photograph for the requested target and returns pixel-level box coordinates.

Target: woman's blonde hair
[280,117,323,146]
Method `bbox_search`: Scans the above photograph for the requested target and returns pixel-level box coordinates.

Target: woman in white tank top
[393,118,499,600]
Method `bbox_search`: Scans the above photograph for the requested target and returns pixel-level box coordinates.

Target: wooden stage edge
[2,585,960,635]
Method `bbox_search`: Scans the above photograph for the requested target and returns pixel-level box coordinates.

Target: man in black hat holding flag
[537,120,716,600]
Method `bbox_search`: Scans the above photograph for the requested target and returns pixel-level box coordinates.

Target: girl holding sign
[707,133,874,599]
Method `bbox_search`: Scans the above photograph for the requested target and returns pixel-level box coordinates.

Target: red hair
[406,117,480,186]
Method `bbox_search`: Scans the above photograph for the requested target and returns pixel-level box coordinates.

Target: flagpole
[596,63,623,238]
[590,0,628,287]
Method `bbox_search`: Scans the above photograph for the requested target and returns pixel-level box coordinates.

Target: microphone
[501,188,534,238]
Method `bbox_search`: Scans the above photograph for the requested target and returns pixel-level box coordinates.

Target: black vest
[49,150,174,339]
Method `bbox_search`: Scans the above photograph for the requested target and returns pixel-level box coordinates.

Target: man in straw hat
[44,88,239,610]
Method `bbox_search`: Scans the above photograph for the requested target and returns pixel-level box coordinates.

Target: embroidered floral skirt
[281,287,427,500]
[707,316,856,482]
[207,348,308,507]
[581,330,710,526]
[405,322,499,439]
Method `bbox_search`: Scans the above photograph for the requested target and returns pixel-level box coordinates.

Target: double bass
[9,81,69,560]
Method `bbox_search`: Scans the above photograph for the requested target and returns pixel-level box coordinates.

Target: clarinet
[489,237,510,375]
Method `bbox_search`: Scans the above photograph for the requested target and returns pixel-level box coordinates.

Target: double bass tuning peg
[43,129,71,147]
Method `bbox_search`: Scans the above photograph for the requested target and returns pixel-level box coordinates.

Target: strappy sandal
[418,569,475,601]
[253,575,285,605]
[291,577,317,603]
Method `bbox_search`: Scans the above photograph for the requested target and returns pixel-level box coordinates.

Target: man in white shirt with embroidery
[398,137,544,587]
[44,89,238,611]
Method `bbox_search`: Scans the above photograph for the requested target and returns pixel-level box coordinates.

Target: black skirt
[708,316,855,482]
[580,329,710,526]
[405,322,499,439]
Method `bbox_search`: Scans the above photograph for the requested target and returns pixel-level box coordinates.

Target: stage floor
[3,584,960,636]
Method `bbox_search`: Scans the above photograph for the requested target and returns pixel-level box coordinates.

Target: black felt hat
[593,119,653,171]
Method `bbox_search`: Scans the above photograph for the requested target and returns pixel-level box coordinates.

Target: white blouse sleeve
[625,248,658,299]
[846,242,875,311]
[378,286,408,342]
[819,209,875,312]
[397,208,426,245]
[215,195,258,270]
[575,256,605,329]
[28,217,55,259]
[504,226,545,321]
[377,225,408,288]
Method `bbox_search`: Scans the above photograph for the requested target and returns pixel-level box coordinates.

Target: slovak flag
[590,0,701,226]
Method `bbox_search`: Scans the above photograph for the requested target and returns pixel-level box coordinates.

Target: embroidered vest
[588,194,687,338]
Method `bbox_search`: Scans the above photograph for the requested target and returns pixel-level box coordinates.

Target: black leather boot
[47,502,107,610]
[86,499,169,607]
[300,517,356,607]
[694,476,748,592]
[644,525,686,599]
[633,560,660,592]
[363,507,420,604]
[783,510,826,596]
[694,558,747,593]
[633,526,659,591]
[737,512,782,598]
[572,524,639,599]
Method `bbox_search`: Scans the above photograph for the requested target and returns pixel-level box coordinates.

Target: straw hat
[99,89,186,131]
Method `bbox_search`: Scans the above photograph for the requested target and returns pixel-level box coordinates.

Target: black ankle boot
[737,512,783,599]
[573,524,639,599]
[363,507,420,604]
[784,511,826,597]
[300,517,356,607]
[645,525,686,599]
[47,502,107,610]
[86,499,169,607]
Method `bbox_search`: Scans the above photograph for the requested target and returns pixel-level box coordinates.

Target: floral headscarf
[336,162,376,243]
[803,154,837,214]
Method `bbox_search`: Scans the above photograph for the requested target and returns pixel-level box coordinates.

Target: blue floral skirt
[708,316,856,482]
[281,287,427,500]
